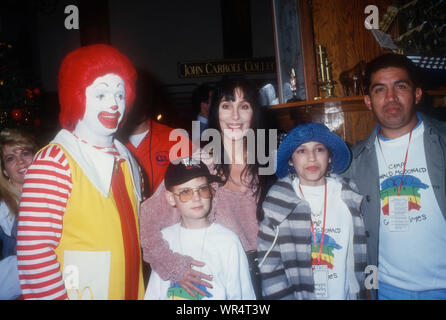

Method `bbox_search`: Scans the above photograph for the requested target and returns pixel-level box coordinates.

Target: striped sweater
[257,174,367,300]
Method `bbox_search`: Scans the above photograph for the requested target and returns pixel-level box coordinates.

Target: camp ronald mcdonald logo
[380,175,429,215]
[167,283,213,300]
[311,233,342,269]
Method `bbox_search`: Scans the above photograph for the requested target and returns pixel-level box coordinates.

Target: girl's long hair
[207,77,268,221]
[0,128,38,217]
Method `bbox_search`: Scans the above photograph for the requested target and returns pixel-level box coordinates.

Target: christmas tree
[0,40,41,131]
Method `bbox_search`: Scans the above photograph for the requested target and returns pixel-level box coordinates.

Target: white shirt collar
[51,129,141,200]
[129,129,149,148]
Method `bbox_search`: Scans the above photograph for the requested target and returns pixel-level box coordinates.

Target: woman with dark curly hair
[140,77,269,299]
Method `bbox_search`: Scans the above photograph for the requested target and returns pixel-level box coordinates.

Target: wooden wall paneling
[290,102,377,146]
[269,96,378,146]
[339,104,377,146]
[311,0,396,97]
[274,109,296,132]
[297,0,318,100]
[271,90,446,144]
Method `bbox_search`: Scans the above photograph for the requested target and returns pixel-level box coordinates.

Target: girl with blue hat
[258,122,368,300]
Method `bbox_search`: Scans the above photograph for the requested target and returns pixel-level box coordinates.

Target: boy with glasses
[144,157,255,300]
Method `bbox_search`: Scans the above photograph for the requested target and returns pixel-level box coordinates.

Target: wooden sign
[178,57,275,78]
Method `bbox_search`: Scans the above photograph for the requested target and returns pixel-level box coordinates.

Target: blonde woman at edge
[0,128,38,299]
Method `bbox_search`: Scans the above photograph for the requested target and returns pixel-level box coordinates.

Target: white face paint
[74,73,126,146]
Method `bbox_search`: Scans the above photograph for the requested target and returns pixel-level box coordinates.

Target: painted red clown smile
[98,111,121,129]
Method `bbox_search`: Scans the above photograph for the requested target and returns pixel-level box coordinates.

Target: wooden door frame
[271,0,317,103]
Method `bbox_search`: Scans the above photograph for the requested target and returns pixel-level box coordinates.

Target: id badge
[312,265,328,299]
[389,196,409,232]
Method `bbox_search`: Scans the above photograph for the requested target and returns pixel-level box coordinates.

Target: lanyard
[299,180,327,263]
[376,127,413,196]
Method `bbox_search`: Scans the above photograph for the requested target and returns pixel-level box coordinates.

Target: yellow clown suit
[52,130,144,300]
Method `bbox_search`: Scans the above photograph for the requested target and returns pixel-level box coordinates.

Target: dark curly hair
[207,76,268,221]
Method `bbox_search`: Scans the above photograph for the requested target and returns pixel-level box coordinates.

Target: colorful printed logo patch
[380,175,429,215]
[167,283,213,300]
[311,233,342,269]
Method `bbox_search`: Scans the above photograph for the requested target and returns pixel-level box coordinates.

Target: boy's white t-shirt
[376,122,446,291]
[144,222,256,300]
[292,177,359,299]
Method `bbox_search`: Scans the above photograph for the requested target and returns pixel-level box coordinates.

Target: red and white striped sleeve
[17,144,72,300]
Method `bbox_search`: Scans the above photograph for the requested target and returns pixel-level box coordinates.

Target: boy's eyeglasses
[173,185,212,203]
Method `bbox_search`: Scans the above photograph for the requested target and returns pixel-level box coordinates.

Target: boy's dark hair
[364,53,421,94]
[192,83,213,115]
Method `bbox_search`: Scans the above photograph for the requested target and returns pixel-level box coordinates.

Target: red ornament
[33,88,41,95]
[11,108,23,121]
[33,118,41,127]
[25,88,33,99]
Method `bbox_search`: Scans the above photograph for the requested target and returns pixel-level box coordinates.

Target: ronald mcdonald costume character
[16,44,144,300]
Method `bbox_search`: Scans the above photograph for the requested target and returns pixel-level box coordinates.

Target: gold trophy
[314,45,336,99]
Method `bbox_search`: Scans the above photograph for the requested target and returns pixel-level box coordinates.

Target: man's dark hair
[364,53,422,94]
[192,83,213,115]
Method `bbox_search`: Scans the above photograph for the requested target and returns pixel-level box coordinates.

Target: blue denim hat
[276,122,351,178]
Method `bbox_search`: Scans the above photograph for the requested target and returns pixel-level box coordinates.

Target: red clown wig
[58,44,137,131]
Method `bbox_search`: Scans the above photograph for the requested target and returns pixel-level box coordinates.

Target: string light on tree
[0,40,41,129]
